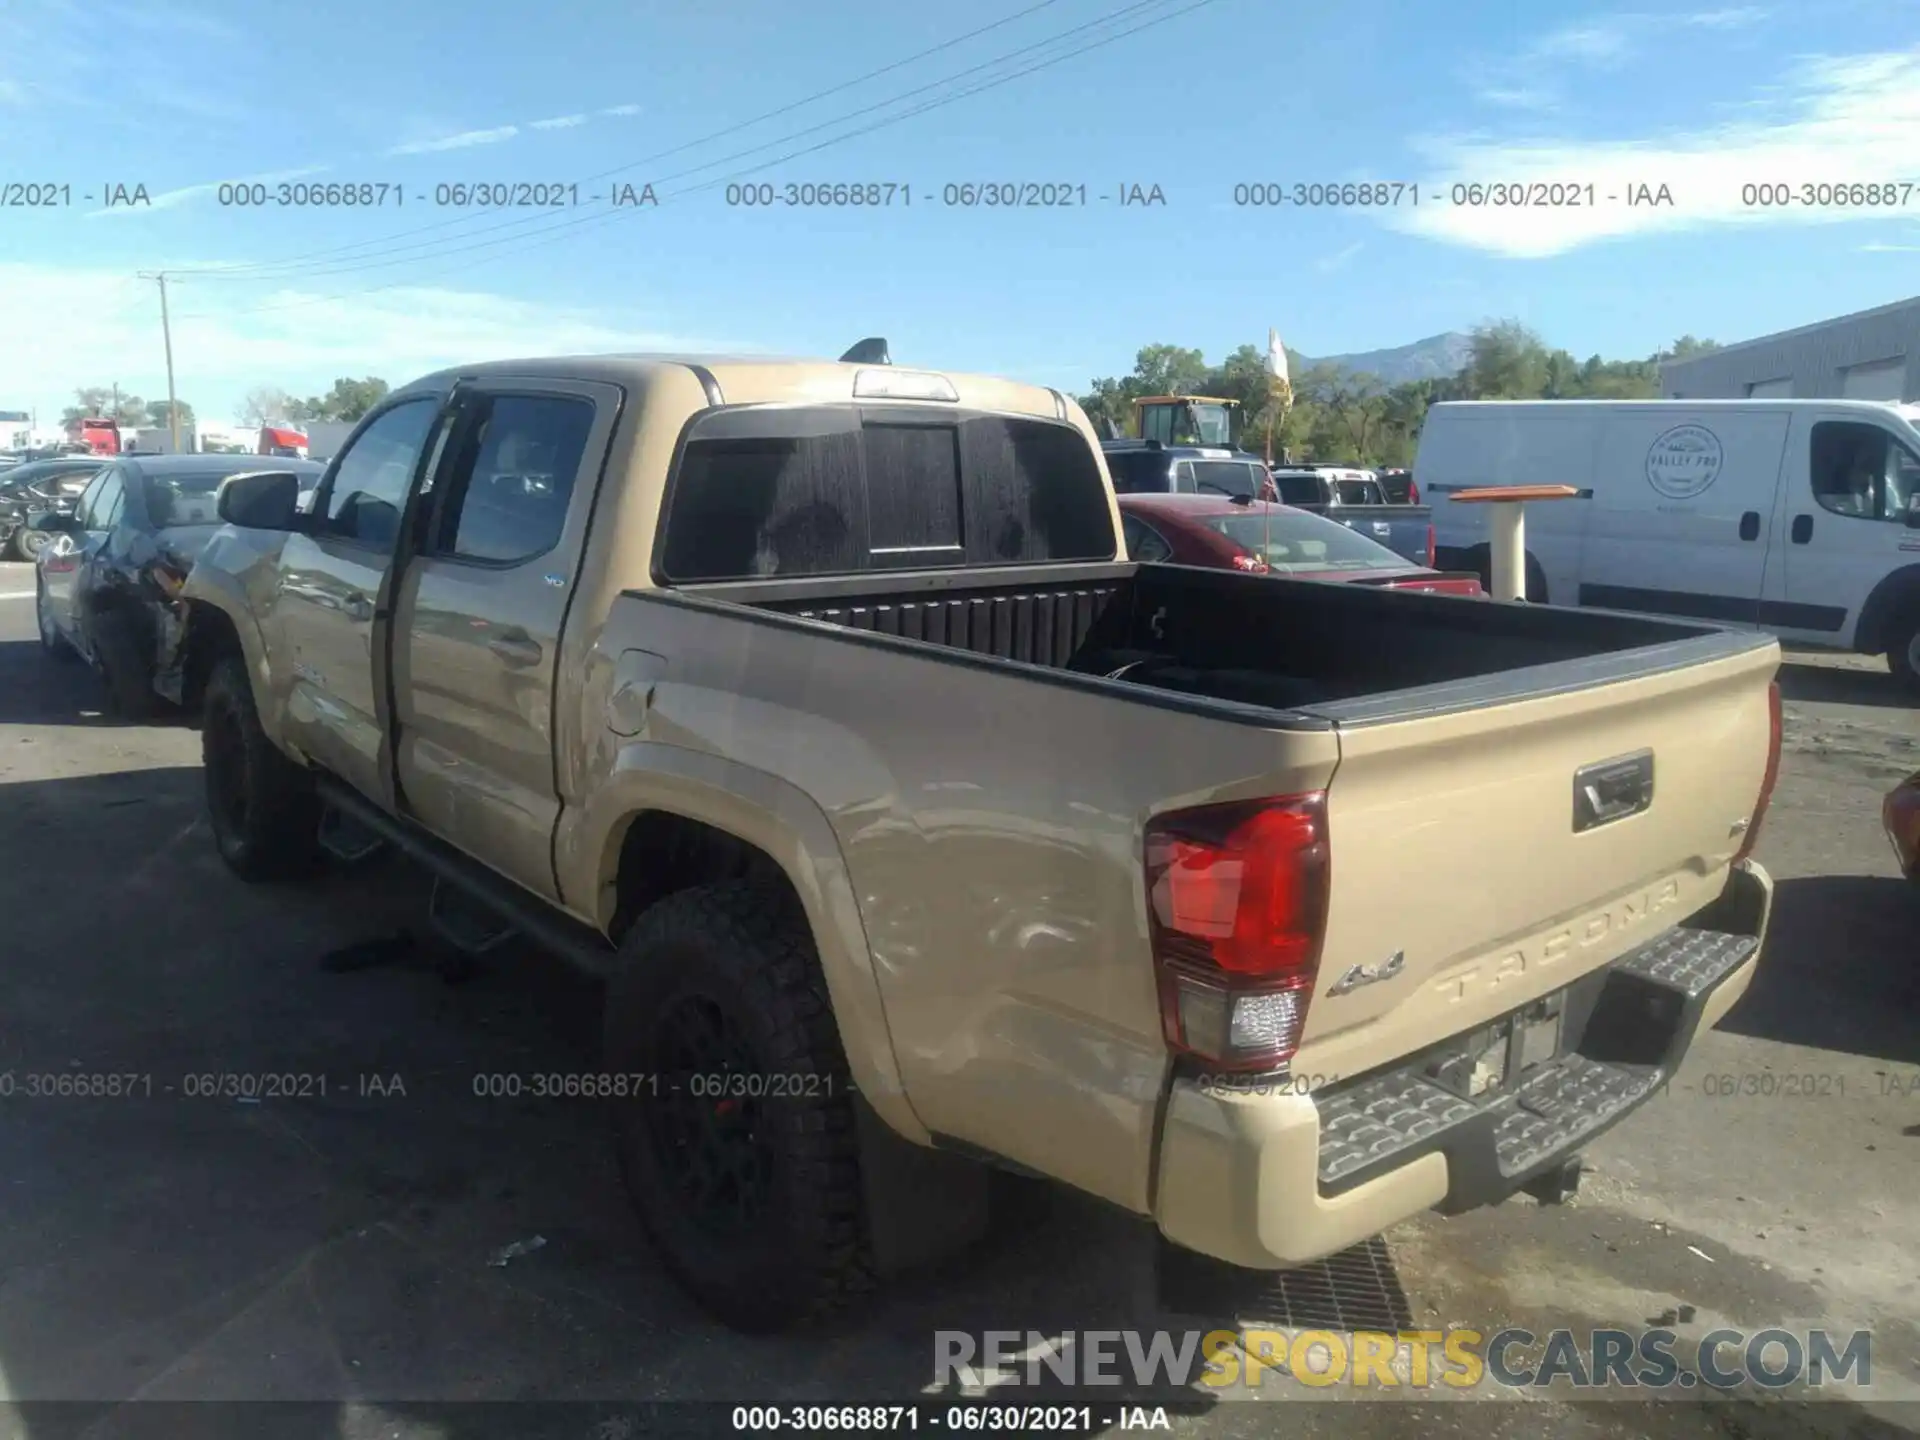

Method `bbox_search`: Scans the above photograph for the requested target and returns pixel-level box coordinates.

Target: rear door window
[1103,450,1172,494]
[1186,460,1263,498]
[659,407,1116,581]
[430,394,596,564]
[1273,472,1323,505]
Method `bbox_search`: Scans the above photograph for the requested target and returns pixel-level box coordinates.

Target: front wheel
[604,881,873,1332]
[202,654,323,881]
[1887,611,1920,698]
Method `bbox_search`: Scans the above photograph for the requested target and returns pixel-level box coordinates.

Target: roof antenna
[840,337,890,365]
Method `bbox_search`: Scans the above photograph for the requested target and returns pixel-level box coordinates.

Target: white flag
[1267,328,1290,387]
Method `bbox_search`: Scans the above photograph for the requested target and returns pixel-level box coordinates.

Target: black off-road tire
[35,574,75,660]
[604,880,874,1332]
[202,654,323,881]
[16,526,52,563]
[90,607,161,719]
[1887,610,1920,698]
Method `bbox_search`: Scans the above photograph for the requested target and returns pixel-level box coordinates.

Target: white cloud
[600,104,642,117]
[1477,86,1557,110]
[1317,241,1365,273]
[387,124,521,156]
[1400,44,1920,258]
[1470,8,1770,108]
[1862,239,1920,252]
[530,114,588,130]
[98,1,240,42]
[0,263,736,425]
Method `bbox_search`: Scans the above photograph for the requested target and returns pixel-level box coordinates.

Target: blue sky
[3,0,1918,426]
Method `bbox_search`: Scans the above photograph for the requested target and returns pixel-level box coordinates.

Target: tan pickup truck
[163,349,1783,1333]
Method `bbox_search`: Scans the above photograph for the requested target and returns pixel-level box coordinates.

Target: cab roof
[392,353,1075,421]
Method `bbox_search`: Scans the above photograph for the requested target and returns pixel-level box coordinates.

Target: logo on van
[1645,424,1723,500]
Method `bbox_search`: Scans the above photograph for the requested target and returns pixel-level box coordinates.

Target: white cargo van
[1418,399,1920,688]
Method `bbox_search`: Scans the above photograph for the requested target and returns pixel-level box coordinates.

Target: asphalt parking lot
[1,555,1916,1439]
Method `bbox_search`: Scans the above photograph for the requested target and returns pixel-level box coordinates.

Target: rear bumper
[1151,861,1772,1271]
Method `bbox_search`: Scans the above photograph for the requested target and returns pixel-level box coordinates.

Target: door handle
[487,630,543,666]
[1739,511,1761,541]
[1790,514,1814,545]
[343,592,374,622]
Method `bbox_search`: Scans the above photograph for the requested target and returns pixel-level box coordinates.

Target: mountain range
[1295,331,1473,386]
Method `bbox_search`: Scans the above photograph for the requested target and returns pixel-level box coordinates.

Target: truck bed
[615,557,1776,1216]
[661,558,1761,726]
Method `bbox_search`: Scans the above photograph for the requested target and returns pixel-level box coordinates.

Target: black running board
[314,776,616,979]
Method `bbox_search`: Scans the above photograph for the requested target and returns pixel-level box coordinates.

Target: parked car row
[30,454,324,716]
[1,455,110,560]
[1100,439,1437,567]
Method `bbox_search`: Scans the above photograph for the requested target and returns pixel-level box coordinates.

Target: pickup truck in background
[166,348,1781,1334]
[1102,438,1277,501]
[1270,465,1435,566]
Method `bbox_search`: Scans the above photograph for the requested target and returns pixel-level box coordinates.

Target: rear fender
[557,741,928,1145]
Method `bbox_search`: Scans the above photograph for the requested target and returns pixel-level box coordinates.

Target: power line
[176,0,1195,292]
[173,0,1214,321]
[174,0,1076,281]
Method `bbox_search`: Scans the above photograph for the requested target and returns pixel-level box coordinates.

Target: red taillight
[1230,551,1269,574]
[1424,522,1436,567]
[1408,478,1420,504]
[1144,793,1330,1071]
[1732,681,1782,866]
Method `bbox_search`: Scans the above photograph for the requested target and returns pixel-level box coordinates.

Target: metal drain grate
[1155,1234,1412,1332]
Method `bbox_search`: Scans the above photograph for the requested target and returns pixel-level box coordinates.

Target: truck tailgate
[1293,636,1778,1077]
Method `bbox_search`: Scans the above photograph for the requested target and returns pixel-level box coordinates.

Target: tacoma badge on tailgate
[1328,949,1405,996]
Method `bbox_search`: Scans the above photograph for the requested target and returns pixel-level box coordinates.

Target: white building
[1660,295,1920,403]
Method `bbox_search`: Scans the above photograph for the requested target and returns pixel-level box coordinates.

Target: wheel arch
[1851,563,1920,656]
[166,571,279,741]
[561,742,927,1145]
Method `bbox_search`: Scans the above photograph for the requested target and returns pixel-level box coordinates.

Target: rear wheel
[202,654,323,880]
[90,608,160,719]
[1886,611,1920,697]
[604,881,873,1332]
[16,527,52,563]
[35,575,74,660]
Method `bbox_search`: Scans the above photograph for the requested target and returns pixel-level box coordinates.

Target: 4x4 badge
[1328,950,1405,996]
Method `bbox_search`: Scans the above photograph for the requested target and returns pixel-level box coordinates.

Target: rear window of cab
[659,405,1118,581]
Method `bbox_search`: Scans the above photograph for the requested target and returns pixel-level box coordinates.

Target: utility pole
[137,271,181,452]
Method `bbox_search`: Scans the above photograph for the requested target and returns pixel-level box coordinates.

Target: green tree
[1463,321,1551,398]
[239,387,294,426]
[61,386,146,426]
[146,398,194,428]
[317,376,390,421]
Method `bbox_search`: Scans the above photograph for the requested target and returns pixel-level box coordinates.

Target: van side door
[1577,409,1788,626]
[388,379,620,902]
[1773,411,1920,646]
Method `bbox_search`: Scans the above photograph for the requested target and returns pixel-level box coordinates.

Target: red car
[1116,493,1486,595]
[1884,772,1920,882]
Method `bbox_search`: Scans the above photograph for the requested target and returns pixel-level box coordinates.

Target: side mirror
[218,470,307,530]
[1905,494,1920,529]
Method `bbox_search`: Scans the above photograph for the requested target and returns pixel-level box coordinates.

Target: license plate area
[1423,996,1565,1100]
